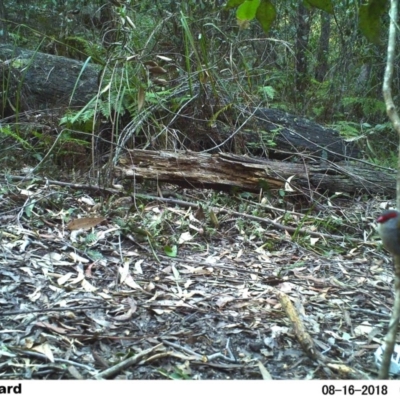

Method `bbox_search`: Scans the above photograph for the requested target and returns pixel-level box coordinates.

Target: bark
[0,0,8,44]
[115,150,395,196]
[237,107,359,161]
[315,12,330,82]
[295,3,311,94]
[0,44,100,112]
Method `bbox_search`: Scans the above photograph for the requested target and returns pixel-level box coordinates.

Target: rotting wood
[116,150,395,196]
[117,150,284,193]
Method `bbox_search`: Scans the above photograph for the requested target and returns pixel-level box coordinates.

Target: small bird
[376,210,400,256]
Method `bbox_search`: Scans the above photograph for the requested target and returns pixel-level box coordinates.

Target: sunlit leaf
[164,245,178,257]
[237,0,261,21]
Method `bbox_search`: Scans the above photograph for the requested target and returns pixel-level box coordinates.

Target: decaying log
[117,151,284,192]
[116,150,395,196]
[240,107,360,161]
[0,44,100,111]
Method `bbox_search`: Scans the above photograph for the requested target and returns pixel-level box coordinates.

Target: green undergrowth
[1,2,396,174]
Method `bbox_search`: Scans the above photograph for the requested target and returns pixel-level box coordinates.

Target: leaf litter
[0,179,394,379]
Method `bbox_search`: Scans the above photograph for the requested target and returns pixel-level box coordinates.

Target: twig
[11,349,97,373]
[0,305,111,317]
[94,343,164,379]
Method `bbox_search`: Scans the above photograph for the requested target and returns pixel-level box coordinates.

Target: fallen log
[0,44,100,111]
[195,106,360,162]
[116,150,395,196]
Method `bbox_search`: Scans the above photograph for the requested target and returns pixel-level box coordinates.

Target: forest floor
[0,175,394,380]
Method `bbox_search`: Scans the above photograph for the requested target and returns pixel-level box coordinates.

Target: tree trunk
[295,3,311,96]
[315,11,330,82]
[0,0,8,44]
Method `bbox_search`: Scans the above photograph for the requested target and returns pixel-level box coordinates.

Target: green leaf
[225,0,245,9]
[256,0,276,33]
[359,0,388,44]
[87,250,104,260]
[259,85,276,99]
[237,0,261,21]
[305,0,334,14]
[164,245,178,257]
[24,202,35,218]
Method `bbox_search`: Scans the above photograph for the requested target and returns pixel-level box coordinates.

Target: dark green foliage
[256,0,276,33]
[305,0,334,14]
[359,0,388,44]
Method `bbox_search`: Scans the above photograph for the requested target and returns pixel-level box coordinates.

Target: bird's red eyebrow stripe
[377,212,398,222]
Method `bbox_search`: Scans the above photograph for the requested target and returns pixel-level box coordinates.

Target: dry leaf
[126,15,136,29]
[67,217,106,231]
[354,322,373,337]
[144,60,158,67]
[79,196,95,206]
[147,66,167,75]
[114,298,137,321]
[81,279,97,292]
[68,366,83,379]
[172,265,180,280]
[35,322,68,335]
[69,270,85,284]
[134,259,143,274]
[32,343,54,362]
[257,361,273,380]
[57,273,73,286]
[152,78,168,86]
[284,175,296,192]
[113,308,134,321]
[178,231,193,244]
[119,261,130,283]
[127,298,138,313]
[216,296,234,308]
[156,55,172,62]
[69,253,89,263]
[123,274,143,290]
